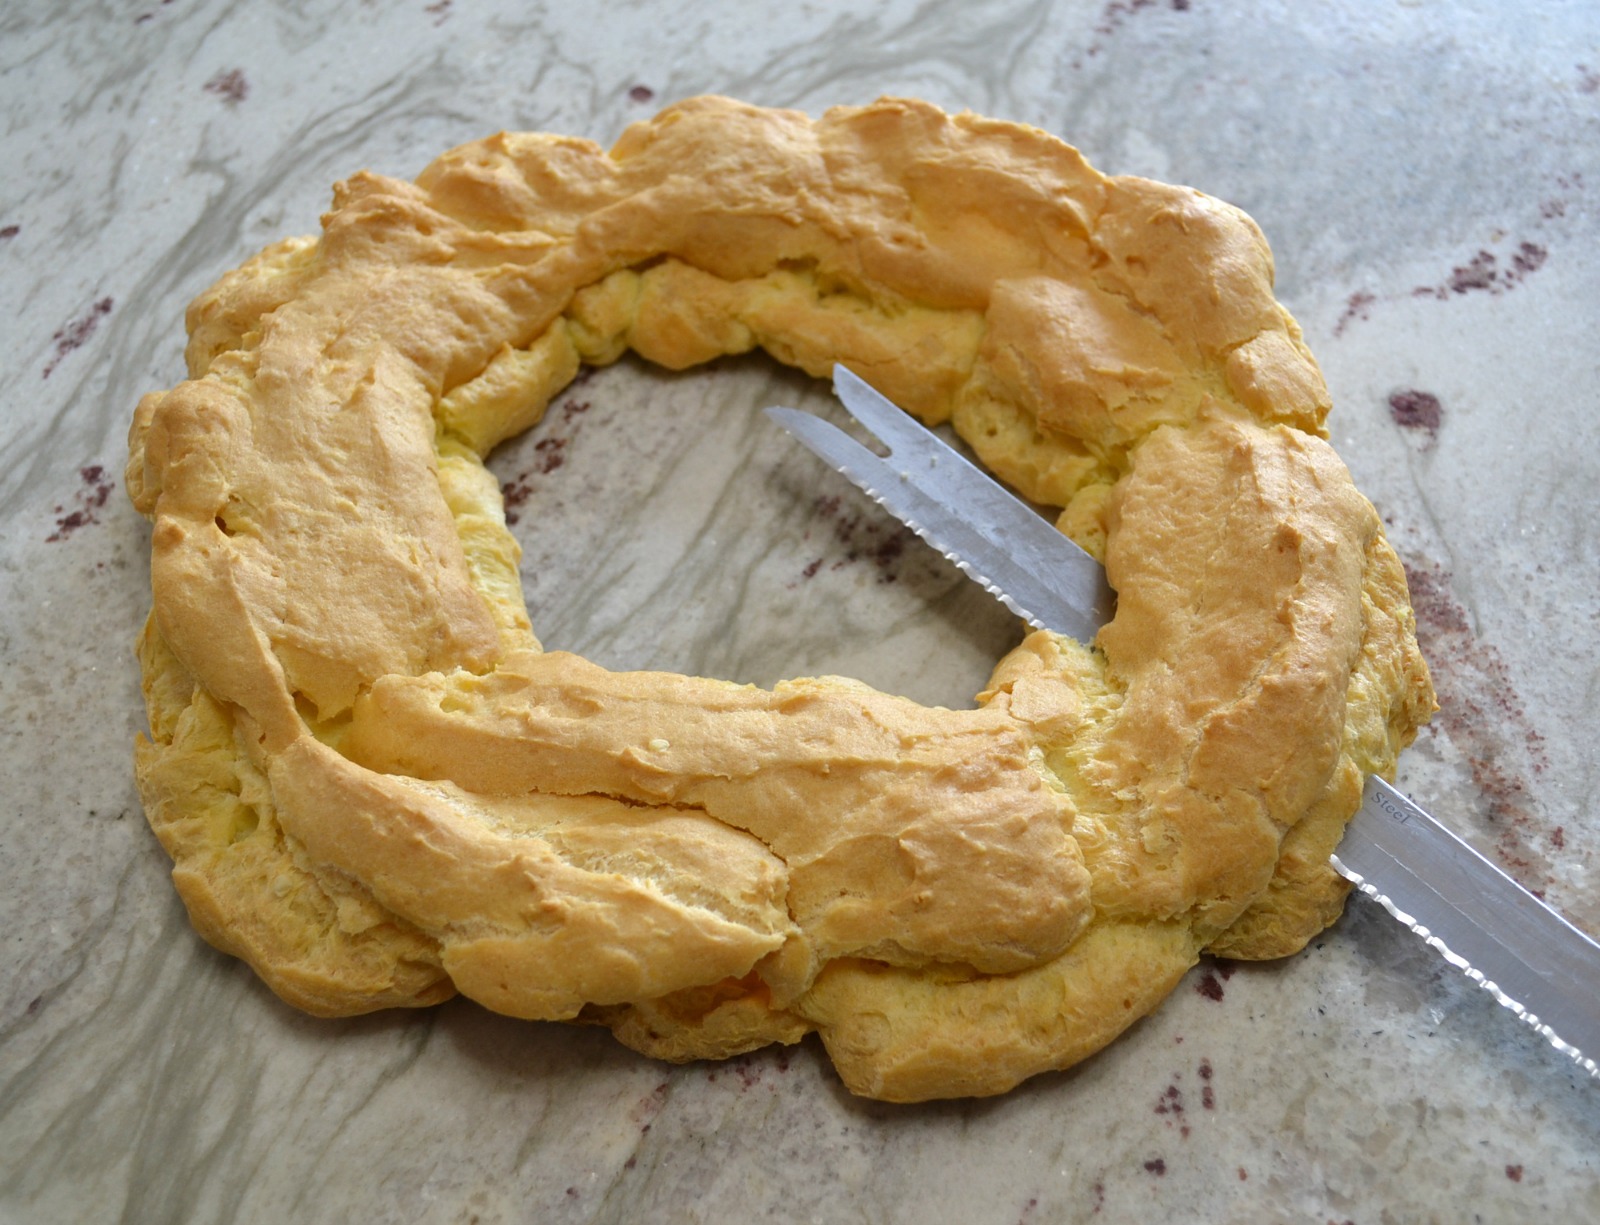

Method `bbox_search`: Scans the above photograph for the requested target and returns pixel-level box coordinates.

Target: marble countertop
[3,1,1598,1220]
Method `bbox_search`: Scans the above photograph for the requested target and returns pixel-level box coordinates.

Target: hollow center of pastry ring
[483,357,1025,706]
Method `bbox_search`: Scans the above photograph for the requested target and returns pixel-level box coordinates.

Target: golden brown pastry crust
[127,97,1434,1101]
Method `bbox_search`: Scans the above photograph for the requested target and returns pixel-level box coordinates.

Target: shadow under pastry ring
[126,97,1434,1102]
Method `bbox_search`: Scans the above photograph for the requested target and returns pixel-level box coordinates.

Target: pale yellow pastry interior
[126,97,1434,1101]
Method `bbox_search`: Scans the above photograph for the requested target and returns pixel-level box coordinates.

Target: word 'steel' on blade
[763,367,1114,645]
[765,364,1600,1082]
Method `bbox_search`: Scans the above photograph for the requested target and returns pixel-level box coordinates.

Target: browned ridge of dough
[126,97,1435,1101]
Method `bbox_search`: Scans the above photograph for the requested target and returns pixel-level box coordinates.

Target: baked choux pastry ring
[127,97,1434,1101]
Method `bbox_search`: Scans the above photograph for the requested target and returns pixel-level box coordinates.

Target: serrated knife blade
[1333,781,1600,1077]
[760,396,1113,644]
[765,364,1600,1079]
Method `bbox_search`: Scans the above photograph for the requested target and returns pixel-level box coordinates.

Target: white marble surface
[3,1,1599,1220]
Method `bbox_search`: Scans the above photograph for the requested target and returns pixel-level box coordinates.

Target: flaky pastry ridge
[126,97,1433,1101]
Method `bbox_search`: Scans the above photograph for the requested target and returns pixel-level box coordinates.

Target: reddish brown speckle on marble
[1095,0,1188,37]
[728,1052,776,1091]
[1194,969,1225,1001]
[1143,1157,1167,1176]
[203,68,248,104]
[1154,1079,1191,1138]
[1578,65,1600,94]
[533,436,567,474]
[1339,224,1561,334]
[425,0,452,24]
[1414,241,1548,300]
[808,491,917,583]
[629,84,656,103]
[0,224,18,241]
[1333,290,1375,337]
[1388,389,1443,445]
[1237,1167,1248,1181]
[498,397,593,523]
[871,531,906,574]
[629,1079,670,1126]
[47,465,116,542]
[1511,242,1548,278]
[500,475,534,526]
[1402,558,1558,894]
[1541,178,1586,220]
[1506,1163,1524,1182]
[43,296,113,379]
[1450,251,1496,294]
[1079,0,1191,62]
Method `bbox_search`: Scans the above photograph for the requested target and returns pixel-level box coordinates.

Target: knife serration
[1334,777,1600,1078]
[766,368,1114,644]
[766,364,1600,1081]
